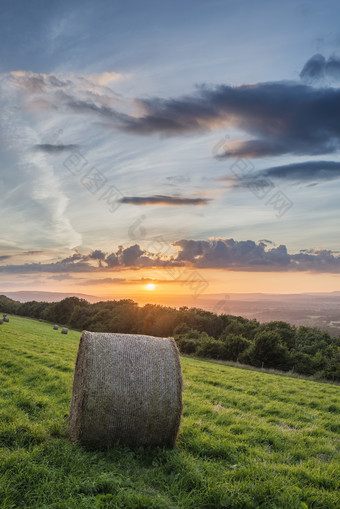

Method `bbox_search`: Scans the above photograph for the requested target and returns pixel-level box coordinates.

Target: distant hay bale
[61,327,68,334]
[69,331,183,449]
[53,325,59,330]
[3,313,7,317]
[0,319,3,325]
[3,317,9,323]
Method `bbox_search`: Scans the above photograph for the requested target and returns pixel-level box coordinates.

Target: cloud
[34,144,79,153]
[2,240,340,274]
[173,238,340,273]
[112,244,175,267]
[80,82,340,157]
[0,244,178,273]
[0,73,82,250]
[219,160,340,188]
[48,274,75,281]
[0,261,96,274]
[80,277,126,285]
[300,54,340,83]
[9,70,340,158]
[120,195,210,206]
[260,160,340,181]
[87,250,107,263]
[166,176,191,184]
[258,239,274,244]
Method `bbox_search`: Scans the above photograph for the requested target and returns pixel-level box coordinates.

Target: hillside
[1,295,339,381]
[0,316,339,508]
[2,290,340,335]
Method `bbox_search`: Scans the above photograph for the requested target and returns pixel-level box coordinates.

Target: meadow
[0,316,339,508]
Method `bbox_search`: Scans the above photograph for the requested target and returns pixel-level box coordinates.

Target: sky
[1,0,340,303]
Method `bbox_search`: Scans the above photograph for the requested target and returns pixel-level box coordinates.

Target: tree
[223,334,252,362]
[252,331,291,370]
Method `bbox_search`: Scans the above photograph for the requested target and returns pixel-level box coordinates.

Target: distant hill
[1,291,101,304]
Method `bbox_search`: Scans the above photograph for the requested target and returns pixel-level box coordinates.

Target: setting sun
[145,283,156,291]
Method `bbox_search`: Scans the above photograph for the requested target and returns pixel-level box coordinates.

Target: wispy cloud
[9,70,340,159]
[0,255,11,261]
[48,274,75,281]
[0,72,84,250]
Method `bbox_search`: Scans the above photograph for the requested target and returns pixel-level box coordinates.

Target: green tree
[223,334,252,362]
[253,331,291,370]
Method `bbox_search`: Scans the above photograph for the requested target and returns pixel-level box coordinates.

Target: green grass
[0,316,339,509]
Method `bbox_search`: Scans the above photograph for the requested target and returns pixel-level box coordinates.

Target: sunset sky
[1,0,340,303]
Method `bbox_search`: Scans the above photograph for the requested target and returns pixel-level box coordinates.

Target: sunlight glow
[145,283,156,291]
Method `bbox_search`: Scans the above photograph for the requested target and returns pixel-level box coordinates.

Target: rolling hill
[0,316,339,508]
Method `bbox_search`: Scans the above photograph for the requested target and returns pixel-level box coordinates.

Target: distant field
[0,316,339,508]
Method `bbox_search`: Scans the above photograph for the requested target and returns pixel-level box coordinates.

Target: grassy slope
[0,316,339,509]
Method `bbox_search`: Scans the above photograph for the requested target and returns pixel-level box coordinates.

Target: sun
[145,283,156,291]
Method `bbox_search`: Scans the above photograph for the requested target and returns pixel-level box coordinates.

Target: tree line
[1,294,339,381]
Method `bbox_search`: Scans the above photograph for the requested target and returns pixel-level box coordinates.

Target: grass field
[0,316,339,508]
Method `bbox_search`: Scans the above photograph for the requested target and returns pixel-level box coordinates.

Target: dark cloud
[174,239,291,269]
[89,250,106,260]
[300,54,340,83]
[64,81,340,158]
[120,195,209,206]
[111,244,174,267]
[220,160,340,188]
[0,255,11,261]
[106,253,119,268]
[34,144,79,153]
[120,244,144,266]
[260,160,340,181]
[173,238,340,273]
[1,240,340,274]
[15,70,340,158]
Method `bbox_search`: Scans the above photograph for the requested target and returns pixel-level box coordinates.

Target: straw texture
[69,331,182,448]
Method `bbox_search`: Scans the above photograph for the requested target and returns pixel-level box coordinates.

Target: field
[0,316,339,508]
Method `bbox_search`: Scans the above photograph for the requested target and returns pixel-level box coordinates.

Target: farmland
[0,316,339,508]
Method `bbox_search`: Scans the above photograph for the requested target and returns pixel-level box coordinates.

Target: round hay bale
[0,319,3,324]
[69,331,183,449]
[53,324,59,330]
[61,327,68,334]
[3,317,9,323]
[3,313,7,317]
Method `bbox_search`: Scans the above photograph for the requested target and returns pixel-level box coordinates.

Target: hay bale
[69,331,182,449]
[53,324,59,330]
[3,313,7,317]
[0,319,3,324]
[4,317,9,322]
[61,327,68,334]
